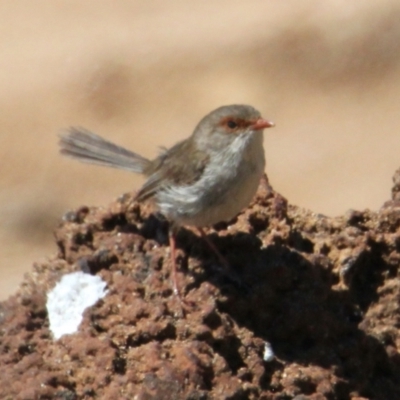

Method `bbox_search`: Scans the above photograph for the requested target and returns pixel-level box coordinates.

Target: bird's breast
[156,132,265,227]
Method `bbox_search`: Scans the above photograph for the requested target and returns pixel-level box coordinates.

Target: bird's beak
[251,118,275,130]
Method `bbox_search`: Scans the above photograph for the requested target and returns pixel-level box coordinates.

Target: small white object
[263,341,275,362]
[46,271,108,339]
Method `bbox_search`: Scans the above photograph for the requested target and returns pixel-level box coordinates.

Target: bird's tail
[59,127,151,174]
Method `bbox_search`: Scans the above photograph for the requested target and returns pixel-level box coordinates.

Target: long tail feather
[59,127,150,174]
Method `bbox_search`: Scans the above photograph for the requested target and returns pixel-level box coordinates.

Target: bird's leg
[197,227,249,292]
[197,227,229,269]
[168,229,181,297]
[168,227,196,313]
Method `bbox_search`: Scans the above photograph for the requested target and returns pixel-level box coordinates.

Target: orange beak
[251,118,275,130]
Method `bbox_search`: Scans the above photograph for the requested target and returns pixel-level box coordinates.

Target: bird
[59,104,274,297]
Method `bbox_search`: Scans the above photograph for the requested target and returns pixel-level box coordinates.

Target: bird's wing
[136,139,209,202]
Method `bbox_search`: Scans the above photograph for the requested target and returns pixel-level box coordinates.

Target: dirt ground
[2,174,400,399]
[1,0,400,300]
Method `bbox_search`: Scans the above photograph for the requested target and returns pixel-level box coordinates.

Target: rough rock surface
[1,171,400,400]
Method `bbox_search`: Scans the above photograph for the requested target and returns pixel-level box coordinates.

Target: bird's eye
[227,120,238,129]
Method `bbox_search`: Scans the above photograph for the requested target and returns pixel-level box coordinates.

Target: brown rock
[1,171,400,399]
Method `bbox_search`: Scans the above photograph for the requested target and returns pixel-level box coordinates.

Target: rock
[1,172,400,399]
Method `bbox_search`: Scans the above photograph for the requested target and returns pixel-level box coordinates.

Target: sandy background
[1,0,400,299]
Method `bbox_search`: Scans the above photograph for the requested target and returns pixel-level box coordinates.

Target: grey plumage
[59,127,150,173]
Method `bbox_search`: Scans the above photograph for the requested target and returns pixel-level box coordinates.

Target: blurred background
[2,0,400,299]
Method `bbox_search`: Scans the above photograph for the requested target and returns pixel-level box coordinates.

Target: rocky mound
[1,172,400,399]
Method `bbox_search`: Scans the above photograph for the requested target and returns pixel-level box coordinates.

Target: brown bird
[59,104,274,296]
